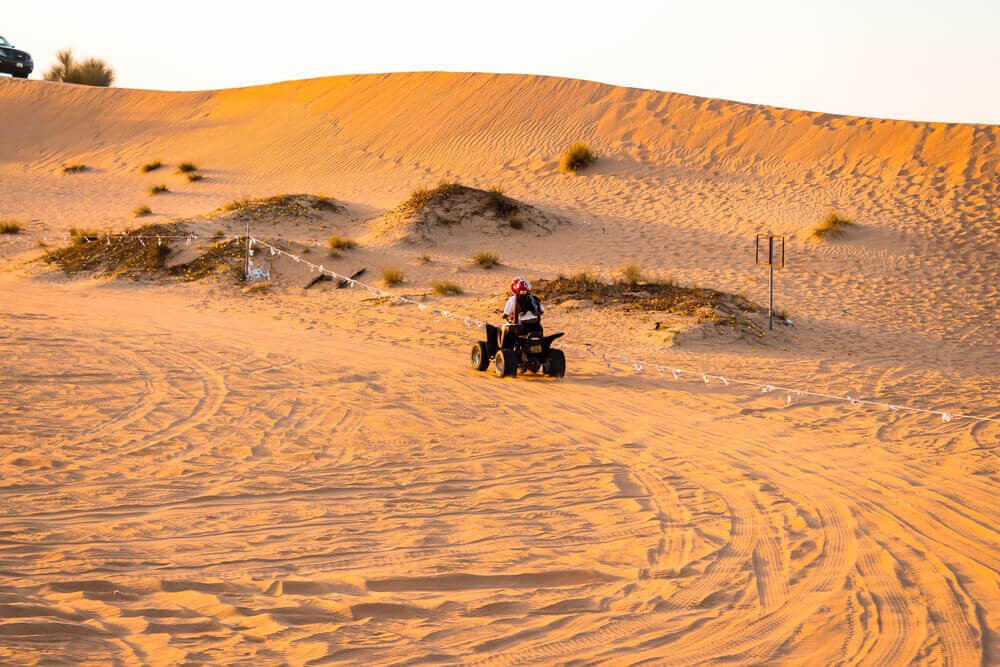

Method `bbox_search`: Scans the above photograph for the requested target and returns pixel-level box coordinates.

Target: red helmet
[510,277,531,295]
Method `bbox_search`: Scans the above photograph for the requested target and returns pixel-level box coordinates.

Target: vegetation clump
[432,280,463,295]
[140,160,162,173]
[473,250,500,268]
[149,184,169,195]
[620,263,643,286]
[811,212,854,240]
[44,49,115,87]
[220,194,344,220]
[186,173,204,182]
[176,162,198,174]
[488,186,518,217]
[47,226,174,277]
[560,142,596,173]
[133,205,152,217]
[382,268,404,286]
[62,164,87,174]
[535,273,764,332]
[327,235,357,251]
[0,222,22,234]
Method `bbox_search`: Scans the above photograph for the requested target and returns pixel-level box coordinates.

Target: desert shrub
[508,214,524,230]
[473,250,500,268]
[560,142,596,173]
[140,160,162,173]
[176,162,198,174]
[382,268,404,286]
[44,49,114,87]
[811,212,854,240]
[432,280,463,295]
[327,235,357,250]
[186,172,204,182]
[619,263,643,286]
[62,164,87,174]
[403,182,460,211]
[312,196,343,212]
[0,222,21,234]
[133,205,152,217]
[223,197,253,212]
[149,184,169,195]
[488,186,518,217]
[417,253,432,263]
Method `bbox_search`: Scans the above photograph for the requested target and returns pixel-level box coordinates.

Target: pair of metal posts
[755,234,784,330]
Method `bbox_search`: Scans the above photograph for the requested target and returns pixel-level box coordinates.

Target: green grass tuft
[432,280,463,295]
[811,212,854,240]
[473,250,500,268]
[619,263,643,286]
[560,142,596,173]
[327,235,357,251]
[382,268,404,287]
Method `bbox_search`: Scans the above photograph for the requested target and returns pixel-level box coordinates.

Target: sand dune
[0,73,998,664]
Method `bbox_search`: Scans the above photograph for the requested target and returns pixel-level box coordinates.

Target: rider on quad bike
[470,277,566,378]
[501,277,544,344]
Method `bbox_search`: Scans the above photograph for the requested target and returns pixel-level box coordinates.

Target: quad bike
[471,323,566,378]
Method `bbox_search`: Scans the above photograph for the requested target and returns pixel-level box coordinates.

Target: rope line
[249,237,999,426]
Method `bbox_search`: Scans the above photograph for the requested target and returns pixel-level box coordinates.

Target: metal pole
[768,236,774,330]
[244,220,251,281]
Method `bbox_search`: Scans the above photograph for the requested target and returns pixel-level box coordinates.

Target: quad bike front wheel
[471,342,490,371]
[495,349,518,378]
[545,349,566,378]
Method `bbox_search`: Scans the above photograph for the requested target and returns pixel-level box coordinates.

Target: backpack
[518,294,542,318]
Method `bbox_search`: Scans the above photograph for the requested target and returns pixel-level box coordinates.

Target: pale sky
[5,0,999,124]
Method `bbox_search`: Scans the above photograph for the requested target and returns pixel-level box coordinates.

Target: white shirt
[504,295,544,322]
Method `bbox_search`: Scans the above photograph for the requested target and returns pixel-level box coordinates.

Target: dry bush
[140,160,162,173]
[68,228,100,246]
[508,214,525,230]
[619,263,643,286]
[488,186,518,217]
[148,184,169,195]
[382,268,404,287]
[560,142,596,173]
[176,162,198,174]
[44,49,114,87]
[223,197,253,212]
[62,164,87,174]
[133,205,152,217]
[811,212,854,240]
[186,173,204,182]
[473,250,500,268]
[0,222,21,234]
[432,280,463,295]
[327,235,357,251]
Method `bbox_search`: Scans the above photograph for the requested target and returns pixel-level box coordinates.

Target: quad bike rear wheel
[471,342,490,371]
[495,349,518,378]
[545,349,566,378]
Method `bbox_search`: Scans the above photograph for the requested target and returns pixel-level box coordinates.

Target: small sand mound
[370,183,564,244]
[44,223,245,281]
[213,194,345,223]
[535,273,775,341]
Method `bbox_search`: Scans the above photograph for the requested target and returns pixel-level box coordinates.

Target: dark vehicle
[0,35,32,78]
[471,324,566,378]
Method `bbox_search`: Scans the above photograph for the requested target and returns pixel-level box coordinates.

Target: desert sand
[0,72,998,665]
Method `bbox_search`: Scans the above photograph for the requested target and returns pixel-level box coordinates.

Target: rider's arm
[502,296,516,321]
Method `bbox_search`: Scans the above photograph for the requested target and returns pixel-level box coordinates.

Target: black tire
[495,349,518,378]
[13,72,29,79]
[546,349,566,378]
[471,342,490,371]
